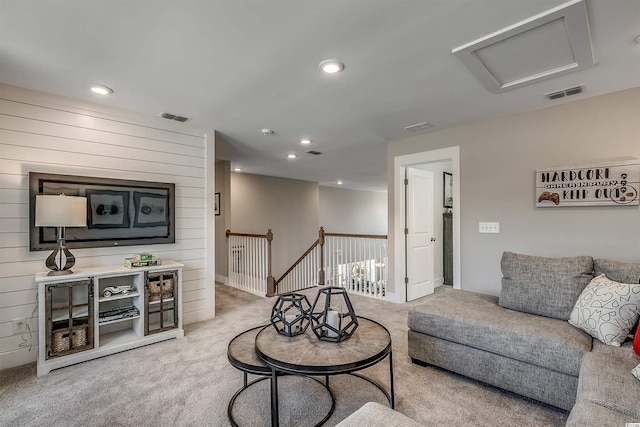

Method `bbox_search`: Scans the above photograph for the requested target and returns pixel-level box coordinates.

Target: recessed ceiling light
[233,168,242,172]
[319,60,345,74]
[300,138,312,145]
[287,154,296,159]
[90,84,113,95]
[261,129,274,136]
[337,180,343,185]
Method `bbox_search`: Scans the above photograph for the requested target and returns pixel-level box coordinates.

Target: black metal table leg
[389,348,395,409]
[271,369,279,427]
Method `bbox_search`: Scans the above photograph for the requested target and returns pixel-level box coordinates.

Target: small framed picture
[86,189,130,229]
[443,172,453,208]
[214,192,221,216]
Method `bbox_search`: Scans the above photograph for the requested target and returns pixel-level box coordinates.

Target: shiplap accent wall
[0,84,215,370]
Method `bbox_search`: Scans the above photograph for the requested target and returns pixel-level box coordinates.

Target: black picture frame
[443,172,453,208]
[133,191,169,227]
[214,192,221,216]
[86,189,130,229]
[29,172,175,251]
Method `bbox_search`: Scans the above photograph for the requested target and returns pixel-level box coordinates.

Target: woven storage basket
[149,278,173,301]
[51,327,87,353]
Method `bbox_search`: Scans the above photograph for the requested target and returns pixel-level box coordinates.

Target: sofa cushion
[566,400,640,427]
[408,289,592,376]
[568,274,640,346]
[576,341,640,419]
[499,251,593,320]
[594,258,640,283]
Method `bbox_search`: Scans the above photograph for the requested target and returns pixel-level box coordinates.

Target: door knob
[431,237,436,241]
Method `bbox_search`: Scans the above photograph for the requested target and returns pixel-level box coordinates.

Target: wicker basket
[51,327,87,353]
[149,277,173,301]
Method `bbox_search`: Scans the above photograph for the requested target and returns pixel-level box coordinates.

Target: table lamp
[35,194,87,276]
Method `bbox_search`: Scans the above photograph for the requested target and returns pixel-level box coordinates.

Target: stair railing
[274,227,388,298]
[225,229,276,297]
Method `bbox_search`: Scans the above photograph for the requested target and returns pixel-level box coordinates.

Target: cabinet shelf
[98,315,141,326]
[98,329,140,348]
[99,291,140,303]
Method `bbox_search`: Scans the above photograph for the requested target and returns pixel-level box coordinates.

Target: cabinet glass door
[45,279,94,359]
[145,271,178,335]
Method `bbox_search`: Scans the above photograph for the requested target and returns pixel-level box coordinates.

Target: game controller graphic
[538,191,560,205]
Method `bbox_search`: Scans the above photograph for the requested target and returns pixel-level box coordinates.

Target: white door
[405,167,435,301]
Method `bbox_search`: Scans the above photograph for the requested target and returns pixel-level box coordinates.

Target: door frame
[392,146,460,302]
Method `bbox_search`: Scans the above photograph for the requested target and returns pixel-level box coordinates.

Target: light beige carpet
[0,284,568,426]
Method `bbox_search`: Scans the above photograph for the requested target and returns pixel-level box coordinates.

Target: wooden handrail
[226,230,272,239]
[323,232,387,239]
[275,239,320,285]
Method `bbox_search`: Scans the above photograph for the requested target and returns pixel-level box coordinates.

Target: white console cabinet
[36,261,183,376]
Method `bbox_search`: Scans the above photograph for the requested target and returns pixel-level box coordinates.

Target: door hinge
[404,277,409,284]
[404,228,408,235]
[404,178,409,186]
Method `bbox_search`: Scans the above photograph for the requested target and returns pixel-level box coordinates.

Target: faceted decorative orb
[270,293,311,337]
[310,287,358,343]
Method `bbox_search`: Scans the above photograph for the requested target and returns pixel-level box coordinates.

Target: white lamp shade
[35,195,87,227]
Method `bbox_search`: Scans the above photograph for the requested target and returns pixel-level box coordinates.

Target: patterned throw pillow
[633,364,640,381]
[568,274,640,346]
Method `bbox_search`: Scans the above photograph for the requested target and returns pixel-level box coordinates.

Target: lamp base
[45,227,76,276]
[47,269,74,276]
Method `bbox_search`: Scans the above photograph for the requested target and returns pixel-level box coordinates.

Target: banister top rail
[275,239,320,284]
[323,232,387,239]
[226,229,273,239]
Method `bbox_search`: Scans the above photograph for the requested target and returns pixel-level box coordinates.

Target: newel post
[318,227,325,286]
[266,229,276,297]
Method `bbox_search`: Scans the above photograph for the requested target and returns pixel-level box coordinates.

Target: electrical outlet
[479,222,500,233]
[12,318,28,335]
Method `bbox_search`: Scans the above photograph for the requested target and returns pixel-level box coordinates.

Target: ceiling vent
[404,122,434,132]
[160,112,189,122]
[544,84,584,100]
[452,0,594,93]
[306,150,322,155]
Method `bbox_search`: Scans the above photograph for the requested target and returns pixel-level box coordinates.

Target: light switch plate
[479,222,500,233]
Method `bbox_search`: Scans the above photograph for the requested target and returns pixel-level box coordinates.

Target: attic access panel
[452,0,593,93]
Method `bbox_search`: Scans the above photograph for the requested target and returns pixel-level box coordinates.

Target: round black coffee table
[255,316,394,427]
[227,325,335,427]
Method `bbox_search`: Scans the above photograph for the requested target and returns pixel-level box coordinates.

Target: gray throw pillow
[500,251,593,320]
[594,258,640,284]
[569,274,640,346]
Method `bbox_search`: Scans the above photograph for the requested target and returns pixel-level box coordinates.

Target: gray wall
[319,187,387,235]
[230,173,319,278]
[387,87,640,296]
[215,159,230,279]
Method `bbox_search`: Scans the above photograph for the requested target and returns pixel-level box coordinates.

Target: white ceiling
[1,1,638,192]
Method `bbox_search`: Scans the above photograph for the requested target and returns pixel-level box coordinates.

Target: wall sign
[535,161,640,207]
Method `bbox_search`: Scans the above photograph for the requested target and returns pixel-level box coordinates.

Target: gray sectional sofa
[408,252,640,425]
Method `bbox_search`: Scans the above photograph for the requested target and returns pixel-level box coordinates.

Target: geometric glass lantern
[270,293,311,337]
[310,287,358,343]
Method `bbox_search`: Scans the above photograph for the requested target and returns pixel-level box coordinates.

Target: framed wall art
[29,172,175,251]
[214,192,221,216]
[443,172,453,208]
